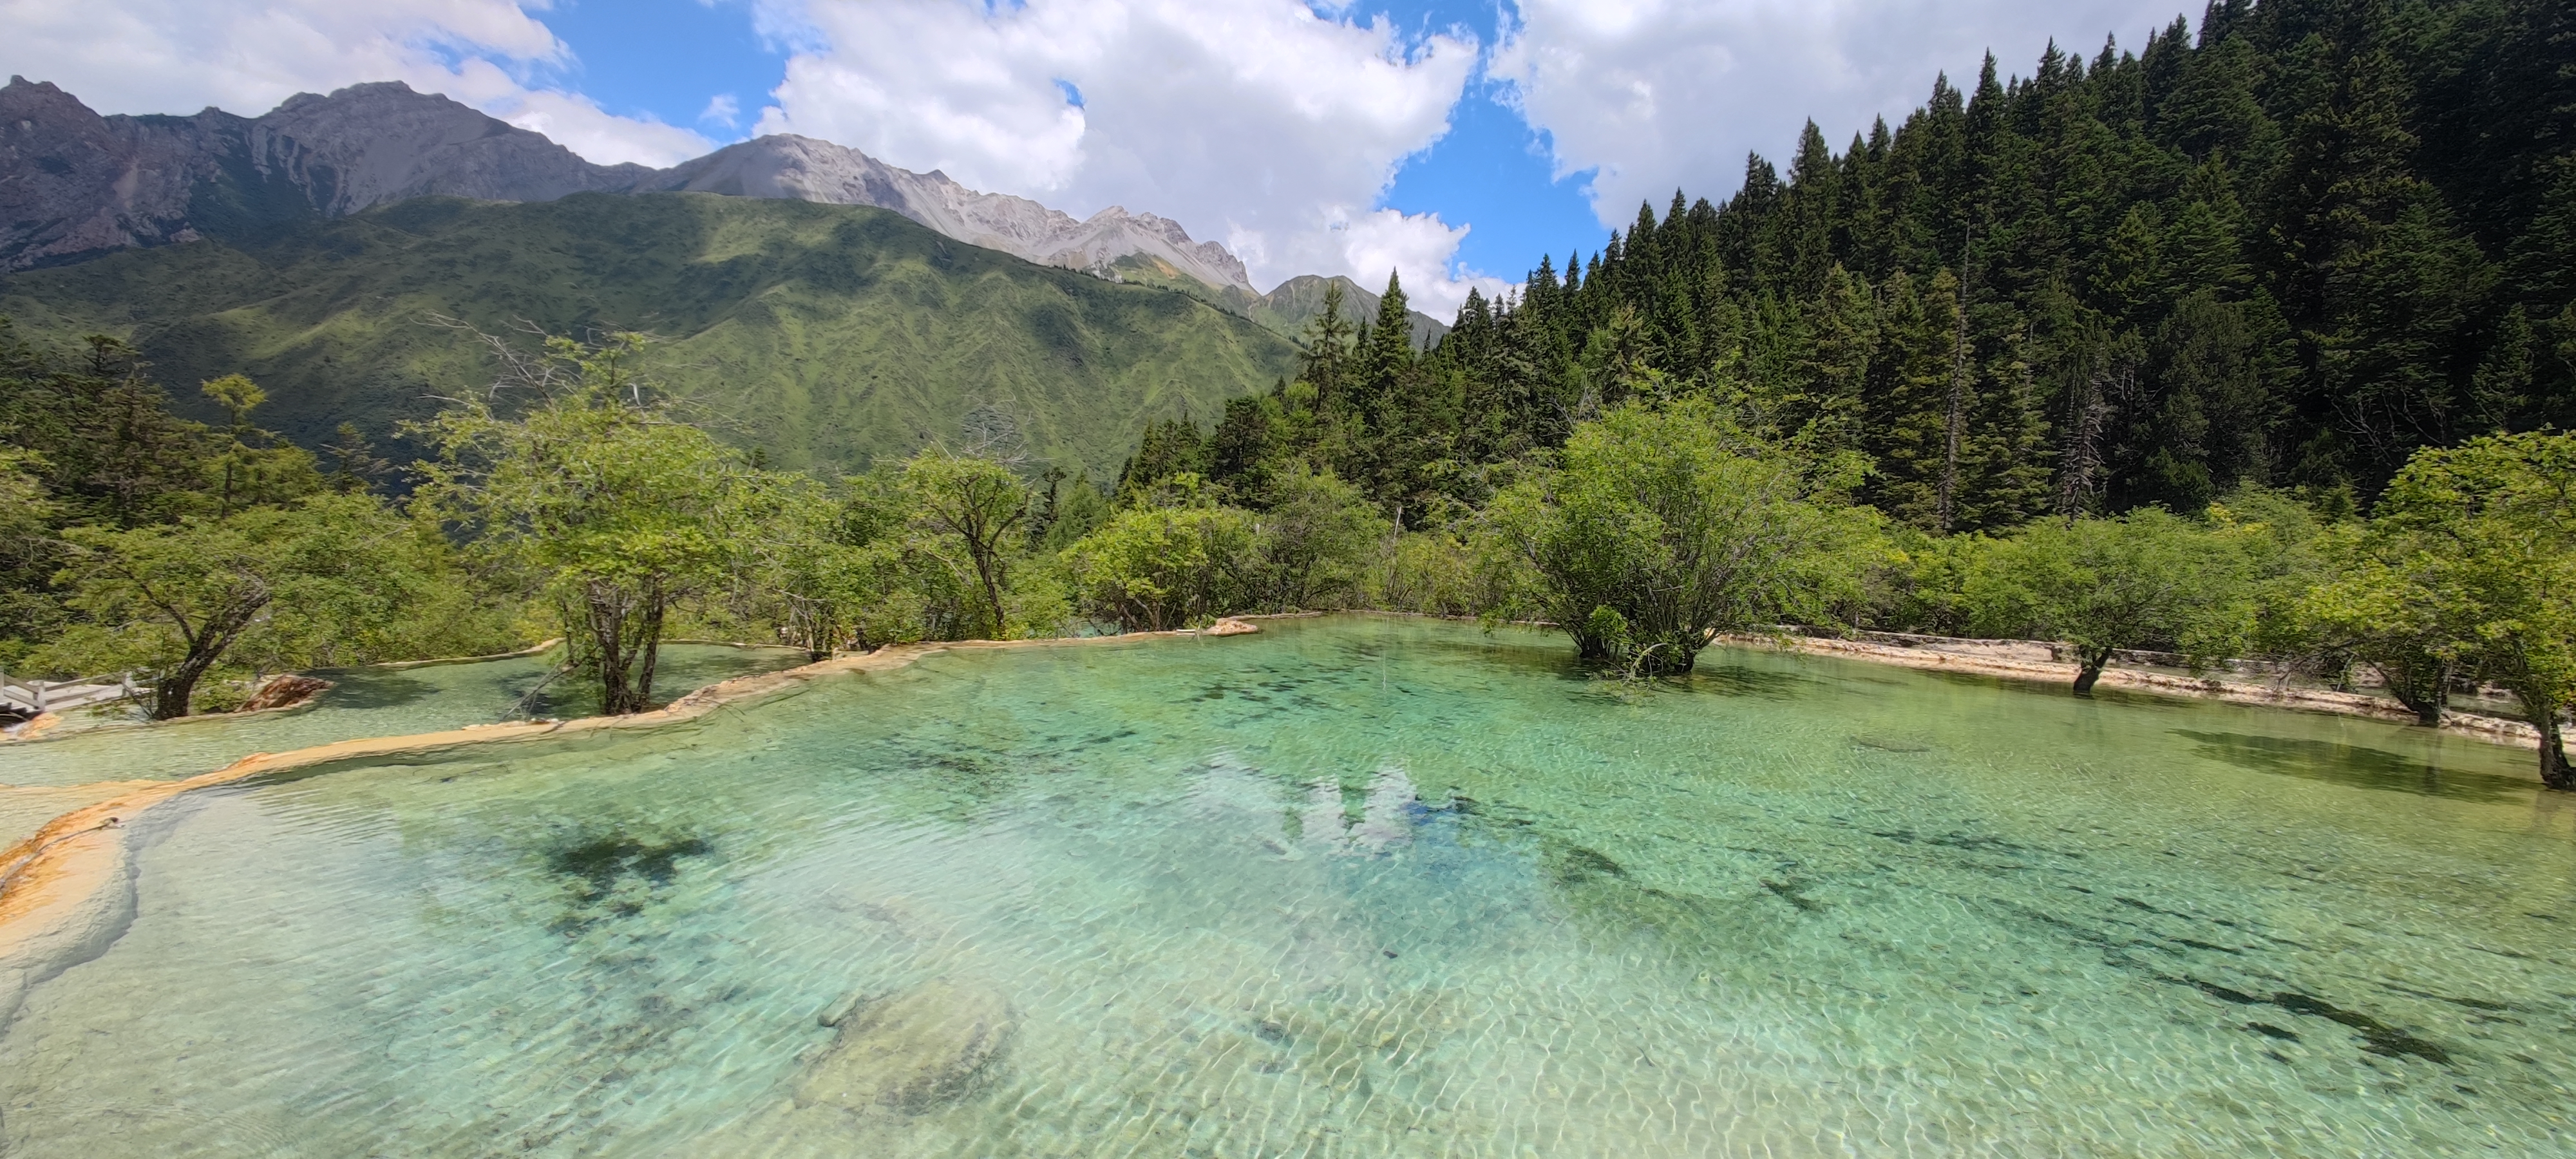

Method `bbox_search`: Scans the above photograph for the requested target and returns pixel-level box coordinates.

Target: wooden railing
[0,670,142,716]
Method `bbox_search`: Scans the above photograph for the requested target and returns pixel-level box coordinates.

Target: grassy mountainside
[0,192,1303,477]
[1106,256,1450,349]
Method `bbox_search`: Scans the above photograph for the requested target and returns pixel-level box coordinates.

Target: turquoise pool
[0,617,2565,1156]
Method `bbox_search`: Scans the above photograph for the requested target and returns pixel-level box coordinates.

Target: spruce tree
[1353,270,1416,419]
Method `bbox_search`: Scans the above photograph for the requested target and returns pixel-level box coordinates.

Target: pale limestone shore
[1723,632,2543,753]
[0,623,1262,1031]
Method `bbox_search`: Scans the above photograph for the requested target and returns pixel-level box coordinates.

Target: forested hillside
[5,0,2570,784]
[0,192,1302,477]
[1363,0,2570,527]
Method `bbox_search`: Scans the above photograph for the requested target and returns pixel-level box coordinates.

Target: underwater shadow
[1676,663,1819,699]
[2174,730,2527,803]
[1550,659,1825,704]
[1327,632,1571,682]
[306,670,435,711]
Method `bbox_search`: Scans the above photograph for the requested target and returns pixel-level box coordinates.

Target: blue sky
[1367,10,1607,280]
[1330,0,1609,278]
[531,0,1609,284]
[538,0,783,135]
[6,0,2188,311]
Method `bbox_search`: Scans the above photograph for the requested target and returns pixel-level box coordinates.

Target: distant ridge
[642,134,1253,292]
[0,192,1305,478]
[0,78,648,267]
[0,77,1441,340]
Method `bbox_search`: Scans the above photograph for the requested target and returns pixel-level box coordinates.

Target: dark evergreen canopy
[1313,0,2574,531]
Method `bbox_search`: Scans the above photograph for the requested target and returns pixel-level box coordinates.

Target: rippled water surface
[3,617,2570,1156]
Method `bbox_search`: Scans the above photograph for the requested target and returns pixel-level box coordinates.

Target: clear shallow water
[0,645,807,790]
[1,617,2569,1157]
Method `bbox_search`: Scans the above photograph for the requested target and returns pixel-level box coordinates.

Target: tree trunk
[2539,711,2572,792]
[153,658,215,720]
[1937,238,1973,532]
[631,585,665,709]
[970,549,1007,640]
[1633,636,1700,676]
[585,579,654,717]
[151,595,267,719]
[2374,657,2450,727]
[2072,646,2114,697]
[788,594,834,661]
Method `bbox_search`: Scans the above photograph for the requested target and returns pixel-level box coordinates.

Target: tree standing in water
[1487,397,1877,675]
[413,333,752,715]
[48,493,430,717]
[1968,509,2246,696]
[2360,432,2576,789]
[903,450,1030,639]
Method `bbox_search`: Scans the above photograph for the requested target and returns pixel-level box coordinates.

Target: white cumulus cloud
[755,0,1500,314]
[1493,0,2188,225]
[700,92,743,129]
[0,0,714,167]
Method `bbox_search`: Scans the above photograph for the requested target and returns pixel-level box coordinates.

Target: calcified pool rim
[0,628,1251,1030]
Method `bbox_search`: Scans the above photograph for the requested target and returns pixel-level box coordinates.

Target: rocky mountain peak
[2,76,240,267]
[252,80,650,215]
[1,78,1434,336]
[640,133,1254,292]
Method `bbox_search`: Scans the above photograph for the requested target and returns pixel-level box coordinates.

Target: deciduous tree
[1488,398,1879,675]
[412,333,751,715]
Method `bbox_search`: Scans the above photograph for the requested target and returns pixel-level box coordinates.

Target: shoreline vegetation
[0,318,2569,785]
[1,612,2542,753]
[1727,630,2545,751]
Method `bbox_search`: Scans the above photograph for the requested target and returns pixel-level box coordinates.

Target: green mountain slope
[1106,256,1449,348]
[0,192,1304,478]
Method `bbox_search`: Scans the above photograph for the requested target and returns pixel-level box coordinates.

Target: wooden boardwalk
[0,672,140,718]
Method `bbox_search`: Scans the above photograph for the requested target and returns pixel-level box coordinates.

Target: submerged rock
[239,675,333,712]
[796,979,1016,1115]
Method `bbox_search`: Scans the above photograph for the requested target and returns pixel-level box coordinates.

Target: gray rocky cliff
[636,134,1252,292]
[1,77,238,267]
[2,77,646,270]
[252,82,650,214]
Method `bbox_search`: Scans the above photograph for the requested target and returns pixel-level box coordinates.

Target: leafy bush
[1485,398,1882,674]
[1246,467,1387,612]
[1063,489,1260,632]
[1963,508,2251,694]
